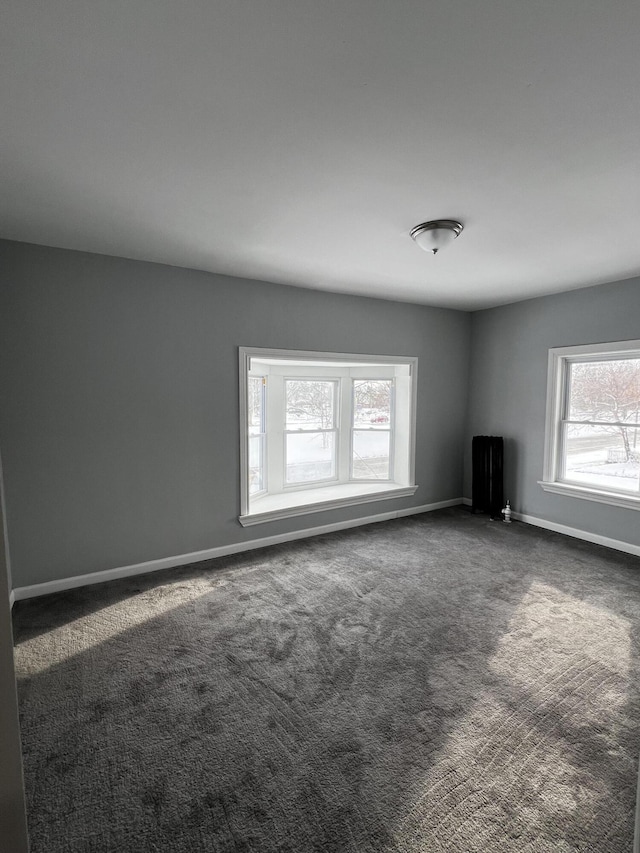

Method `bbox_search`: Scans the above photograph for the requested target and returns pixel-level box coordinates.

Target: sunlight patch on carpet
[389,581,632,852]
[14,582,213,677]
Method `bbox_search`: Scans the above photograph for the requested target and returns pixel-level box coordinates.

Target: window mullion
[337,377,351,482]
[564,419,640,428]
[267,374,284,494]
[389,378,396,481]
[284,428,336,434]
[555,359,571,481]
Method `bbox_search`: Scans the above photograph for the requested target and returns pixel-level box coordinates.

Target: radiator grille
[472,435,504,519]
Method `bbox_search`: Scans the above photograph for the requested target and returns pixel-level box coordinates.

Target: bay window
[239,348,418,525]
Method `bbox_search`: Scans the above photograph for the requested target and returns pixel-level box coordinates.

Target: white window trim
[540,339,640,511]
[239,483,418,526]
[239,347,418,525]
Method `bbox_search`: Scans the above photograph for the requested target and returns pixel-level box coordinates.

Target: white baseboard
[11,498,463,601]
[513,510,640,558]
[9,589,15,609]
[462,497,640,558]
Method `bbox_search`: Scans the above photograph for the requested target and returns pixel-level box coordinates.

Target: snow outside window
[352,379,393,480]
[285,379,338,485]
[541,340,640,510]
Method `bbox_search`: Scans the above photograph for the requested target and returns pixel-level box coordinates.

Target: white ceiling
[2,1,639,310]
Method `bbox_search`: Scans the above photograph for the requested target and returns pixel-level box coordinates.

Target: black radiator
[472,435,504,519]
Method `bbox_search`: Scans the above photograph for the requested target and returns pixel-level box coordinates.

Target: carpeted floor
[12,508,640,852]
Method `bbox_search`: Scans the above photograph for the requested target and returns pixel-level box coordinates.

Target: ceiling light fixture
[410,219,464,255]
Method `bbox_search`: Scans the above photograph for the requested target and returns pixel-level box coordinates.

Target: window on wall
[541,340,640,509]
[352,380,393,480]
[285,379,338,484]
[239,348,418,525]
[248,376,266,495]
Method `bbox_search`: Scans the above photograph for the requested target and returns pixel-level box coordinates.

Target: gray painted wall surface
[0,457,29,852]
[0,240,470,587]
[466,276,640,547]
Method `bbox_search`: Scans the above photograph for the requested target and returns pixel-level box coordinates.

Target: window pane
[563,423,640,493]
[248,376,264,435]
[286,380,335,430]
[353,380,392,428]
[286,432,336,483]
[568,359,640,423]
[249,435,264,494]
[352,430,390,480]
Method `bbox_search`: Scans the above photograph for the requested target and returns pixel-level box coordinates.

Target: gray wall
[466,275,640,548]
[0,240,470,588]
[0,455,29,852]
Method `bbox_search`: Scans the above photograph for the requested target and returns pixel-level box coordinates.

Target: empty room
[1,1,640,851]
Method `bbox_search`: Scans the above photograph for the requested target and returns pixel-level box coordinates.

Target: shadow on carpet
[12,508,640,852]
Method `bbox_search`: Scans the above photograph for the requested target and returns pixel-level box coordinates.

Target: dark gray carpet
[12,508,640,852]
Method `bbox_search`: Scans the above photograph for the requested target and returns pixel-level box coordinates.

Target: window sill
[539,480,640,511]
[239,483,419,526]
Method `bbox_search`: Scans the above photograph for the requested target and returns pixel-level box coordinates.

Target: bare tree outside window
[285,380,335,430]
[353,380,391,423]
[569,359,640,460]
[563,357,640,493]
[285,380,337,483]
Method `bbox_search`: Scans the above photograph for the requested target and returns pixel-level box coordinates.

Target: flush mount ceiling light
[410,219,464,255]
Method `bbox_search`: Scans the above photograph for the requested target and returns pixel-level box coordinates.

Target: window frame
[540,339,640,510]
[239,347,418,525]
